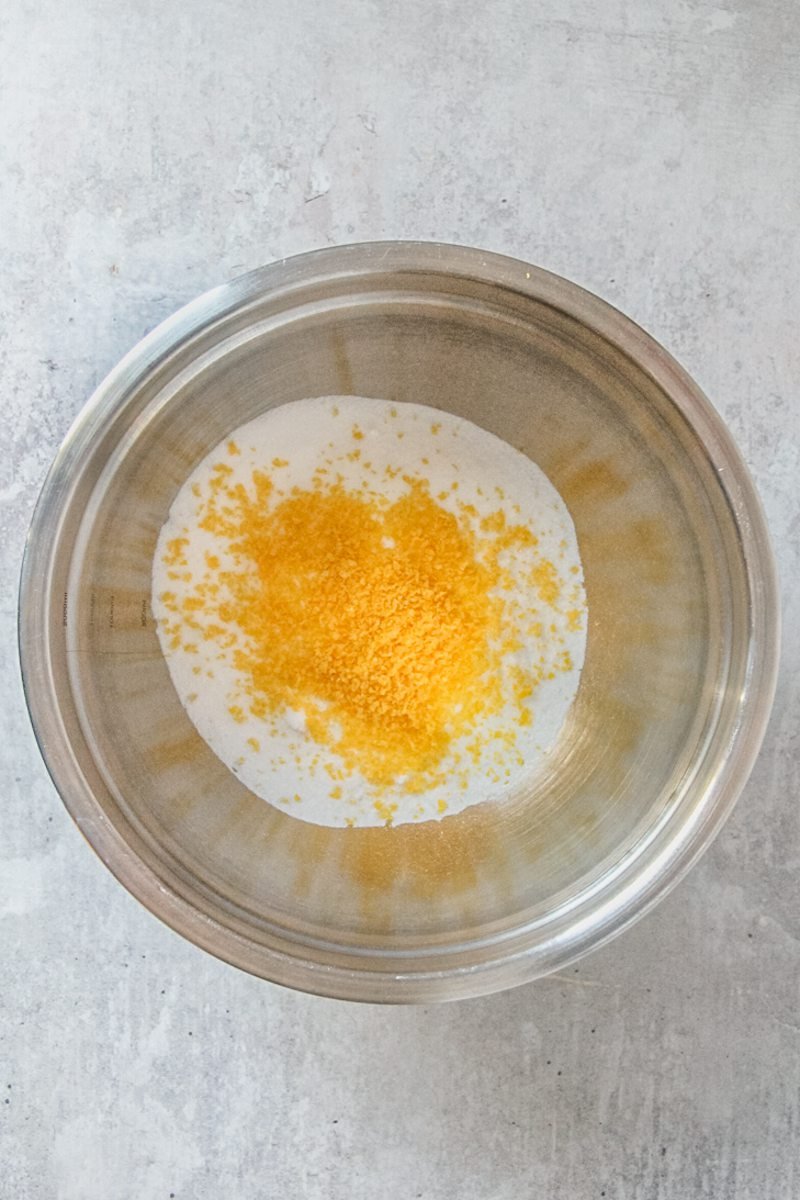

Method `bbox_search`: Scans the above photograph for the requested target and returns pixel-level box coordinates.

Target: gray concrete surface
[2,1,799,1197]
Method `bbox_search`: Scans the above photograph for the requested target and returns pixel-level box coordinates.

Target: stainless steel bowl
[19,243,779,1002]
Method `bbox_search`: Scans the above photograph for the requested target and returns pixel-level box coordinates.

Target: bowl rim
[18,240,781,1002]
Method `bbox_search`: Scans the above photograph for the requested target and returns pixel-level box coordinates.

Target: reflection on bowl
[19,243,779,1002]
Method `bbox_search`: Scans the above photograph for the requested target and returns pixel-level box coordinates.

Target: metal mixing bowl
[19,243,779,1002]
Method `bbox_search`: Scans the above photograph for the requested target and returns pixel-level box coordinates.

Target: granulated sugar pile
[153,396,587,828]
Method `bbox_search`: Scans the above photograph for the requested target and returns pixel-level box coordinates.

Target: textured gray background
[2,1,798,1197]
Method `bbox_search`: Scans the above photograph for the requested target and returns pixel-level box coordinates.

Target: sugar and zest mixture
[154,397,587,828]
[160,468,556,798]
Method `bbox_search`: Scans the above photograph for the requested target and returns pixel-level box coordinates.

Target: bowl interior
[35,251,755,991]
